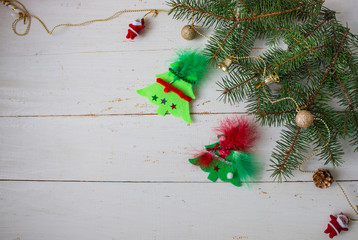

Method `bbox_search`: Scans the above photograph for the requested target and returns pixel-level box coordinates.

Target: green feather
[169,49,209,84]
[232,151,261,187]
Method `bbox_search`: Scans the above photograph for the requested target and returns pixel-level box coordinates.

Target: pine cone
[312,169,333,189]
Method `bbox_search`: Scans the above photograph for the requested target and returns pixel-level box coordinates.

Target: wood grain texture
[0,0,357,240]
[0,115,357,182]
[0,182,357,240]
[0,51,247,116]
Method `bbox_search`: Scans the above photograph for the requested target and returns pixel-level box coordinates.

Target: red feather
[214,117,257,152]
[194,152,214,168]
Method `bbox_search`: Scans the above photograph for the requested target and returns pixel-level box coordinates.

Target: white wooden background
[0,1,357,239]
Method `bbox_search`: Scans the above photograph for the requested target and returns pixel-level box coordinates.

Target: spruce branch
[313,124,333,161]
[168,0,326,24]
[277,127,301,175]
[279,88,307,97]
[170,0,358,178]
[274,44,335,70]
[258,109,297,118]
[335,73,355,109]
[310,122,344,166]
[311,108,340,133]
[331,18,337,43]
[217,0,237,16]
[238,0,256,16]
[304,10,335,38]
[236,20,252,55]
[211,21,240,60]
[305,60,313,76]
[270,125,304,181]
[308,28,350,107]
[335,72,358,150]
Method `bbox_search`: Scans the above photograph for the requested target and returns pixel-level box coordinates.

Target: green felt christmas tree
[168,0,358,180]
[190,143,260,187]
[189,117,260,187]
[137,50,208,123]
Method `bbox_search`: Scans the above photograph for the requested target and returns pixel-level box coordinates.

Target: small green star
[152,95,158,101]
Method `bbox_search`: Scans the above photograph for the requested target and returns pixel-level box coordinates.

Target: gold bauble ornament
[181,25,196,40]
[295,110,314,128]
[312,168,333,189]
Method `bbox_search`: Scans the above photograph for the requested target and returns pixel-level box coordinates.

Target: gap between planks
[0,112,248,118]
[3,48,265,58]
[0,179,356,183]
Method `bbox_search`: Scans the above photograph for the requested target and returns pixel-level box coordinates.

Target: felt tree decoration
[189,117,260,187]
[136,50,208,123]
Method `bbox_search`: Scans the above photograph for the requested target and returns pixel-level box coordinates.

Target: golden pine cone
[312,168,333,189]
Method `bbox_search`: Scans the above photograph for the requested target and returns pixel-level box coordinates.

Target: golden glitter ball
[181,25,196,40]
[295,110,314,128]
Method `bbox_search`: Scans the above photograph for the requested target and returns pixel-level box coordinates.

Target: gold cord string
[262,84,301,111]
[334,180,358,221]
[297,118,331,174]
[297,118,358,221]
[3,0,168,36]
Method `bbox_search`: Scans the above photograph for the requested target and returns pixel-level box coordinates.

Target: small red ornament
[126,18,145,40]
[324,213,349,238]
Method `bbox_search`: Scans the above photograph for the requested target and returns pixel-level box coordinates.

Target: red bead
[164,87,170,93]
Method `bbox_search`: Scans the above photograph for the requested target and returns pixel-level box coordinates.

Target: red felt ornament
[126,18,145,40]
[324,213,349,238]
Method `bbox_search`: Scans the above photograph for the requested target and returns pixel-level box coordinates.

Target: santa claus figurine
[324,213,349,238]
[126,18,145,40]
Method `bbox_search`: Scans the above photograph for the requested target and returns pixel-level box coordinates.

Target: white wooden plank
[1,1,357,117]
[0,0,357,57]
[325,0,358,34]
[0,51,246,116]
[0,0,193,56]
[0,115,357,181]
[0,181,357,240]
